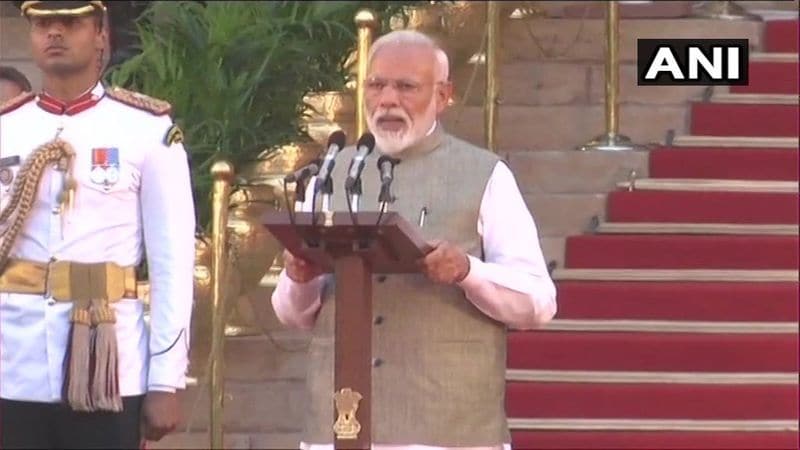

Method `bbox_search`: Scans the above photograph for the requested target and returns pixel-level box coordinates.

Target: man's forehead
[369,45,436,77]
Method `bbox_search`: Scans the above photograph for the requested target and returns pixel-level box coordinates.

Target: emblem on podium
[333,388,363,440]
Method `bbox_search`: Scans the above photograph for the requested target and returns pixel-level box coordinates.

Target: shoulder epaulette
[106,86,172,116]
[0,92,35,116]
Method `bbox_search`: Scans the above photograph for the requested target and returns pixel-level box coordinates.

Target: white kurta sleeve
[140,117,196,392]
[457,161,557,330]
[270,177,326,330]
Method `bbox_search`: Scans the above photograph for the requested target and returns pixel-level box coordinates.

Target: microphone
[314,130,347,193]
[377,155,400,204]
[378,155,399,185]
[284,160,319,184]
[344,133,376,191]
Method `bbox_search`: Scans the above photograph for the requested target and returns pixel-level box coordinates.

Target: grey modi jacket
[303,125,511,447]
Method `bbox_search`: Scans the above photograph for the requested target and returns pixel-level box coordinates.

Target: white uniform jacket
[0,82,195,402]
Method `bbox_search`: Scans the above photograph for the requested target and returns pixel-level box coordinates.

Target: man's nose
[377,84,401,109]
[46,22,66,38]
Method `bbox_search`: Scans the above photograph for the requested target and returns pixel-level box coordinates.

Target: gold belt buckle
[103,262,128,302]
[47,260,129,302]
[47,260,73,302]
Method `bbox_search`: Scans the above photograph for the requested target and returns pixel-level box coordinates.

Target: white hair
[368,30,450,82]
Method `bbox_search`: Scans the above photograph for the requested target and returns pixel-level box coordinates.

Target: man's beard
[367,97,438,156]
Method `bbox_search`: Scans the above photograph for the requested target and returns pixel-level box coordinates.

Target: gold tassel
[90,298,123,412]
[65,306,94,412]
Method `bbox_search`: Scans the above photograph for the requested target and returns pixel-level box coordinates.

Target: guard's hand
[141,391,181,442]
[284,249,323,283]
[418,240,470,285]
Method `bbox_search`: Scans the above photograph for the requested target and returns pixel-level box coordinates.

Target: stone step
[176,379,305,434]
[711,93,800,105]
[618,178,799,193]
[596,222,799,236]
[522,193,607,237]
[671,135,799,148]
[553,268,799,282]
[546,319,798,334]
[451,61,707,107]
[505,369,799,385]
[751,52,799,63]
[558,1,692,19]
[440,104,681,151]
[501,18,762,63]
[540,236,566,270]
[508,418,799,432]
[146,431,301,450]
[508,150,648,194]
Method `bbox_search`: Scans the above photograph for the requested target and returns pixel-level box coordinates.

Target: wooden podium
[263,210,430,449]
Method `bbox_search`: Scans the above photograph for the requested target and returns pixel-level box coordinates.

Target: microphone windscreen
[327,130,347,150]
[356,132,376,152]
[377,155,399,168]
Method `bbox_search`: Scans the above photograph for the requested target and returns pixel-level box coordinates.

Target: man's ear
[436,81,454,114]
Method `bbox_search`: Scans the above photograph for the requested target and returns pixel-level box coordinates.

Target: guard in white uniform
[0,1,195,448]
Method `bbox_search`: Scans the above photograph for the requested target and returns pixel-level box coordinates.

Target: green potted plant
[106,0,426,227]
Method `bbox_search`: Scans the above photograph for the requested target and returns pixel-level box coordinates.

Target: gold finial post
[209,160,234,450]
[485,1,500,152]
[355,9,379,138]
[577,1,647,152]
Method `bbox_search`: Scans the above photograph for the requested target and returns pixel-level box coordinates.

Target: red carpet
[649,147,799,181]
[607,190,799,224]
[690,103,800,137]
[507,332,798,372]
[506,382,798,419]
[505,16,798,449]
[565,235,799,269]
[511,431,800,449]
[730,61,799,94]
[765,19,799,52]
[556,281,799,321]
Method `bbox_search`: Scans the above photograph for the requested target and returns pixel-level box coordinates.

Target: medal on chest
[90,147,120,189]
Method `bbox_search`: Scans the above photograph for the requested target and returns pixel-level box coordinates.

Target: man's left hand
[418,240,470,284]
[141,391,181,442]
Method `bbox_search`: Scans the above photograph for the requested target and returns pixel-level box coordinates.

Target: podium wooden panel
[263,211,430,449]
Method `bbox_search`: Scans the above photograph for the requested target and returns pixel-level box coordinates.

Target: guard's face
[29,15,104,77]
[365,45,452,155]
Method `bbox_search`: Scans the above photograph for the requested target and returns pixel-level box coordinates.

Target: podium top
[262,211,432,273]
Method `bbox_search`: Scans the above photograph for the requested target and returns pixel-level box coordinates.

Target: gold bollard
[485,1,500,152]
[577,1,647,152]
[355,9,379,138]
[209,161,235,449]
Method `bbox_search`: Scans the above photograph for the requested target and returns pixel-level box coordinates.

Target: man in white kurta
[271,30,557,450]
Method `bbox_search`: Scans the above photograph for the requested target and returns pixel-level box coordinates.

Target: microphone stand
[345,178,362,226]
[376,182,395,226]
[294,177,309,213]
[319,177,334,227]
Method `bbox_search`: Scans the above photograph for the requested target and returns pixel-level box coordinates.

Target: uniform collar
[37,82,105,116]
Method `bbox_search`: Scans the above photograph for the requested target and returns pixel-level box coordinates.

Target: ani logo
[91,147,120,188]
[637,39,749,86]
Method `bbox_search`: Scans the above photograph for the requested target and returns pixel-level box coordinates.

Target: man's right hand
[283,249,323,283]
